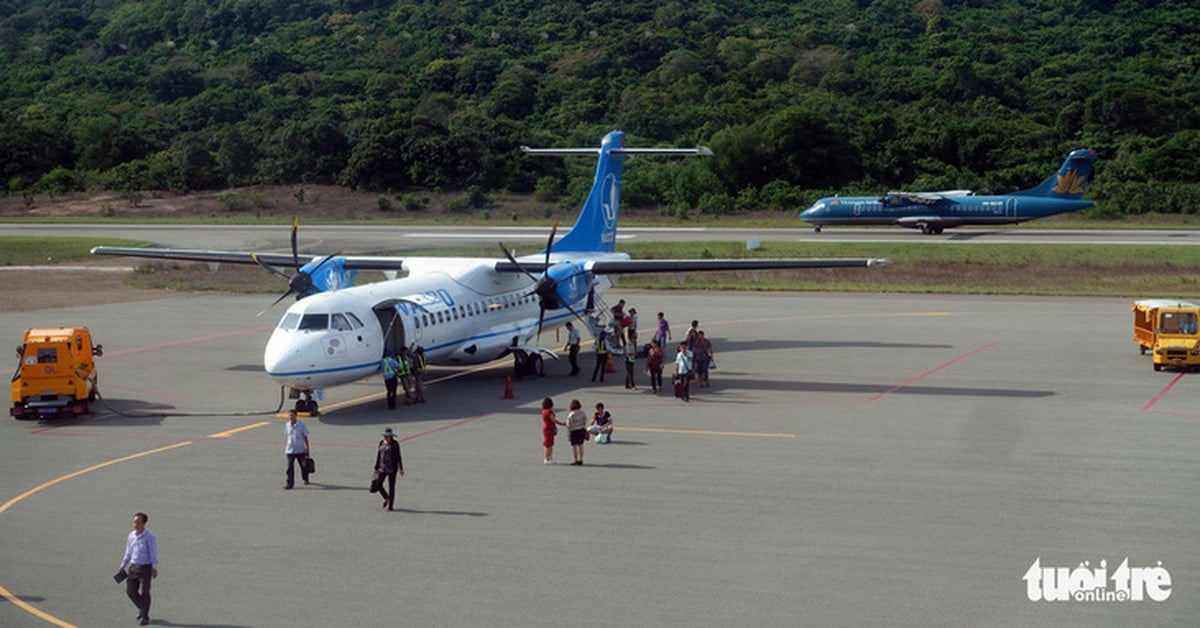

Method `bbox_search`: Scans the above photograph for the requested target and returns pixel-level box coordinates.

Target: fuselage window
[278,313,301,330]
[422,314,429,327]
[298,314,329,330]
[331,313,352,331]
[437,311,444,324]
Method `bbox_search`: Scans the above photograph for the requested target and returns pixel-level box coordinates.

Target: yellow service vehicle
[1132,300,1200,371]
[11,327,102,419]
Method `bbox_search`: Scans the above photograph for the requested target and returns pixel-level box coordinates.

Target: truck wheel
[1140,346,1147,355]
[1153,363,1163,372]
[12,404,32,421]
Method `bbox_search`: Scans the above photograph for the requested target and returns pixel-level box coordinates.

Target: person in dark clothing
[564,321,581,376]
[591,330,609,383]
[374,427,405,510]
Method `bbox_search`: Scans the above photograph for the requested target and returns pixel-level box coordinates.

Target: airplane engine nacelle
[545,263,592,310]
[299,257,357,293]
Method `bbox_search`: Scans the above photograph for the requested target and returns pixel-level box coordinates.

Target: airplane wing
[494,258,888,274]
[90,246,408,271]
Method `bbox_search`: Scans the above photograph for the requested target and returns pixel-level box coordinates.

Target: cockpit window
[331,313,352,331]
[298,314,329,330]
[346,312,364,328]
[278,313,301,330]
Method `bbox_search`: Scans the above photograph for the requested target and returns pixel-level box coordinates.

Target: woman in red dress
[541,397,566,465]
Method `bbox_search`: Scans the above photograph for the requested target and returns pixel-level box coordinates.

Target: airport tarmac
[1,290,1197,627]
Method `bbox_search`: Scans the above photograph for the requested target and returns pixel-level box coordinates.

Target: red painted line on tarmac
[1142,372,1187,413]
[399,412,501,443]
[868,341,999,401]
[102,327,273,358]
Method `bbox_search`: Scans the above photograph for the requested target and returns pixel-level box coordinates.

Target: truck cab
[11,327,102,419]
[1132,300,1200,372]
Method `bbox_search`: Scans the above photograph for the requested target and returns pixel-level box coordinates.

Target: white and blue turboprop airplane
[93,131,887,414]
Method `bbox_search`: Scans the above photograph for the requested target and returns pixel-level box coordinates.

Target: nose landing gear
[291,389,320,416]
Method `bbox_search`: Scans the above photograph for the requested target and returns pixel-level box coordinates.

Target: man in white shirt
[118,512,158,625]
[284,410,311,489]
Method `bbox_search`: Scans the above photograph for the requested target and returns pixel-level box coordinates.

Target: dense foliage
[2,0,1198,214]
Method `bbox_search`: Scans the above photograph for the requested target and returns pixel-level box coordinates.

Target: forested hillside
[2,0,1198,215]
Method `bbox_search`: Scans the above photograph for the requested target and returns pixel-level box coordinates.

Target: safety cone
[503,375,514,399]
[605,352,615,373]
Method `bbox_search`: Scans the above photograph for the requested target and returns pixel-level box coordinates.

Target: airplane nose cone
[264,329,311,385]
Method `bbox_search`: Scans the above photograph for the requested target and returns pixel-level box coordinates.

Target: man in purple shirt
[118,512,158,625]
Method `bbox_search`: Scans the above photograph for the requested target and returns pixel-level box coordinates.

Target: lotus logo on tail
[1053,169,1087,195]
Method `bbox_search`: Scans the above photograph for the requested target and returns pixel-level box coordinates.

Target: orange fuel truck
[11,327,102,419]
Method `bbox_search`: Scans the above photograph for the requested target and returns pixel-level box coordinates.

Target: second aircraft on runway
[94,131,887,414]
[800,149,1097,235]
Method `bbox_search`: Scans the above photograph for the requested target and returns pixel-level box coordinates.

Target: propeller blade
[290,217,300,270]
[250,252,291,280]
[257,288,297,317]
[499,243,539,282]
[560,301,593,332]
[543,222,559,268]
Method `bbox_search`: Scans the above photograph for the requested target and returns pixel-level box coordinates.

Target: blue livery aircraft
[93,131,887,414]
[799,149,1097,235]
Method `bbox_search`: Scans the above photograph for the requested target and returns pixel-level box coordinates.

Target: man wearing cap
[374,428,405,511]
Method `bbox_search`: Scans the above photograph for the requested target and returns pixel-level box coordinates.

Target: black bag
[113,570,128,584]
[673,375,684,398]
[369,472,382,493]
[304,457,316,474]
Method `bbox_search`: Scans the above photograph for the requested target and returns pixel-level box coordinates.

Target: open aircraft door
[372,304,407,357]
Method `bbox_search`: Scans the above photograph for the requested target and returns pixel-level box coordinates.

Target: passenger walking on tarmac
[646,339,665,393]
[542,397,566,464]
[283,409,311,488]
[589,402,614,443]
[694,330,714,388]
[381,351,401,409]
[654,312,671,349]
[591,331,610,383]
[686,320,700,351]
[117,511,158,625]
[564,321,582,376]
[566,399,588,465]
[674,341,693,402]
[627,307,639,345]
[374,427,405,511]
[410,346,428,403]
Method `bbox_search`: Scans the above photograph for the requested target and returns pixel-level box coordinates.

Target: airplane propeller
[498,224,592,340]
[252,218,347,313]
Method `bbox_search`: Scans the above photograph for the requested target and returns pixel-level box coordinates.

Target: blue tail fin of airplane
[522,131,711,254]
[1012,149,1096,199]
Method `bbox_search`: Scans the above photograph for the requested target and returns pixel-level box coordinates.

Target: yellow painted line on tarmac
[0,440,194,628]
[617,426,795,438]
[0,582,76,628]
[209,421,272,438]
